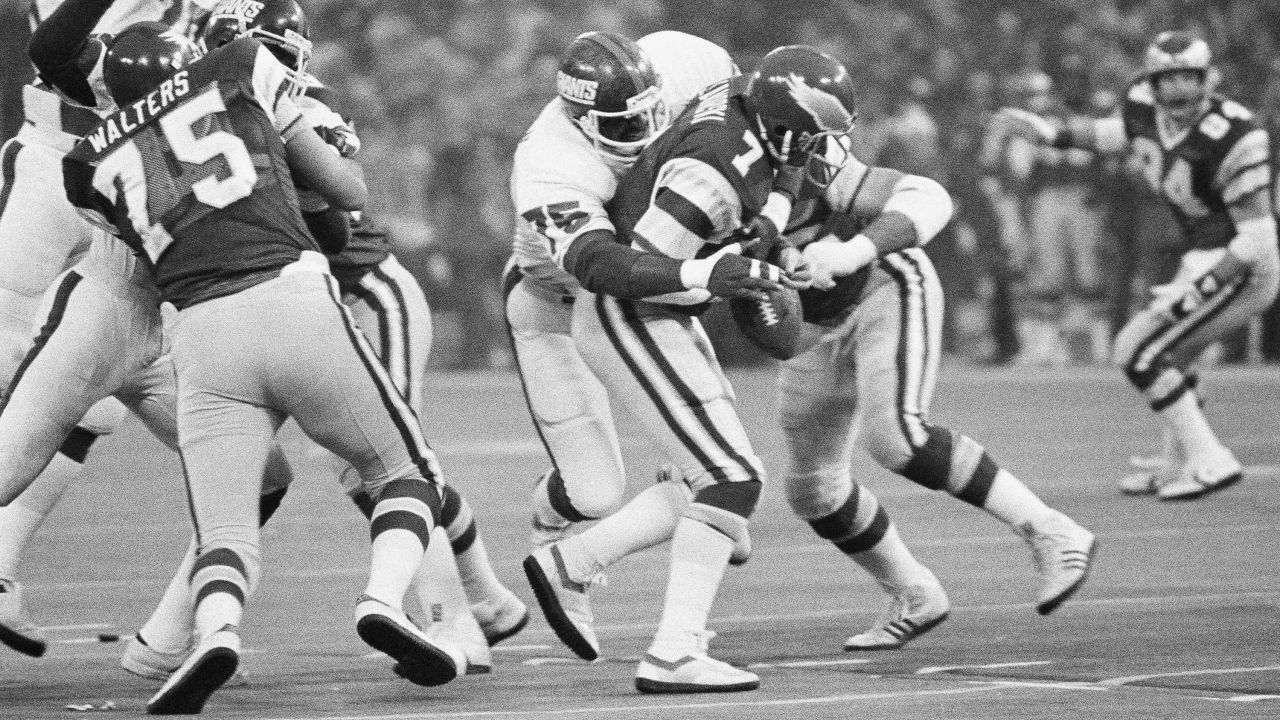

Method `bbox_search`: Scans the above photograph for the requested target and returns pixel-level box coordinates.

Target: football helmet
[1141,31,1214,119]
[103,22,202,106]
[557,31,668,163]
[744,45,857,188]
[202,0,312,97]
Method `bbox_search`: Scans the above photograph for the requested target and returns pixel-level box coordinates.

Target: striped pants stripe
[574,291,764,516]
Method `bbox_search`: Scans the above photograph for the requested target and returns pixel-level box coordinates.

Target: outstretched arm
[28,0,115,107]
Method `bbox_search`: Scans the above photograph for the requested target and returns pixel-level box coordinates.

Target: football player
[510,30,775,662]
[996,32,1278,499]
[753,48,1096,625]
[58,22,466,714]
[120,0,525,680]
[0,0,254,659]
[542,43,955,690]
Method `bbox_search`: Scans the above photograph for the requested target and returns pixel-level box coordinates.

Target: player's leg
[778,332,949,650]
[856,250,1095,615]
[262,268,464,685]
[347,256,524,651]
[504,269,629,540]
[1113,266,1278,499]
[576,293,759,691]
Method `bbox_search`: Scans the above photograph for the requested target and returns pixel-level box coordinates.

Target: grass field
[2,364,1279,719]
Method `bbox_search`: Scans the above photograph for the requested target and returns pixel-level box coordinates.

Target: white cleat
[0,579,46,657]
[522,544,600,660]
[1020,511,1097,615]
[356,595,464,687]
[1157,448,1243,501]
[1119,466,1180,495]
[470,585,528,647]
[635,631,759,694]
[146,625,240,715]
[396,608,491,679]
[844,572,950,651]
[122,633,193,681]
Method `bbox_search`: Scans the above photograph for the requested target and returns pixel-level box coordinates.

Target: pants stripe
[0,140,22,219]
[502,266,563,475]
[599,294,759,482]
[372,263,414,403]
[0,271,81,417]
[1127,276,1247,376]
[882,253,930,450]
[348,283,393,377]
[321,276,441,484]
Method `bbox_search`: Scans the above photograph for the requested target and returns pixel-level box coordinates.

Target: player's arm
[27,0,114,107]
[285,127,366,211]
[993,108,1129,155]
[1213,128,1280,282]
[803,156,954,289]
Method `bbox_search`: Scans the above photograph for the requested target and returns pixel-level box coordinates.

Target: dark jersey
[607,76,775,270]
[63,37,315,309]
[1122,83,1273,250]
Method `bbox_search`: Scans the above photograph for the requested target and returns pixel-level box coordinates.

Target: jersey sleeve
[1215,125,1272,208]
[28,0,116,111]
[511,134,617,268]
[1121,83,1157,142]
[628,124,769,260]
[61,151,120,236]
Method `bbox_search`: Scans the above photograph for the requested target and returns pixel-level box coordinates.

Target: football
[729,286,807,360]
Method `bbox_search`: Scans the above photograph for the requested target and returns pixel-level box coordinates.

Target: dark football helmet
[202,0,312,97]
[744,45,858,188]
[103,22,202,106]
[557,31,668,163]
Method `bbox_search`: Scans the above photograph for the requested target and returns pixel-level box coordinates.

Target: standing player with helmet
[117,0,525,681]
[750,47,1097,629]
[510,30,771,662]
[59,24,469,713]
[0,0,271,659]
[997,31,1278,500]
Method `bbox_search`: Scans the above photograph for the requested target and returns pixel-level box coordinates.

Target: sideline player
[120,0,524,680]
[996,31,1279,499]
[0,0,251,658]
[59,25,466,713]
[750,47,1097,624]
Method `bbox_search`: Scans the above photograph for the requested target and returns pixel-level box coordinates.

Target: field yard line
[1099,665,1280,687]
[257,685,998,720]
[917,661,1053,675]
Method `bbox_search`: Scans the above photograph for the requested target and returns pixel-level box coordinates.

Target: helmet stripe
[589,32,648,101]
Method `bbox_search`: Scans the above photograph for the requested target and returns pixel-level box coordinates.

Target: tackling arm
[28,0,114,107]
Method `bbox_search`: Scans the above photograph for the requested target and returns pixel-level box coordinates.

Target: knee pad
[79,397,127,436]
[545,467,616,523]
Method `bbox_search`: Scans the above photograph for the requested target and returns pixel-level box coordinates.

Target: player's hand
[315,124,361,158]
[993,107,1057,145]
[802,235,877,290]
[771,130,808,201]
[1150,271,1222,322]
[682,243,786,301]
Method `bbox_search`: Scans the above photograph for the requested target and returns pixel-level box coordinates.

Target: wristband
[680,257,714,290]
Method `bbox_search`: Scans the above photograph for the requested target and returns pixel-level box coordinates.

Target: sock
[190,546,254,639]
[364,478,438,609]
[437,485,506,607]
[1159,391,1222,462]
[650,518,732,653]
[531,469,570,529]
[981,469,1054,528]
[0,454,82,578]
[138,536,198,653]
[560,481,689,582]
[849,523,931,591]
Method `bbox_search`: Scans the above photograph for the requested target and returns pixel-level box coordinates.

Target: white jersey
[509,31,737,297]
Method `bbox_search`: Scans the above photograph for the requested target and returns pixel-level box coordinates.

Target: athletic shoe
[1158,448,1243,501]
[395,607,490,680]
[471,585,529,646]
[844,571,950,650]
[122,633,193,681]
[0,579,46,657]
[635,630,759,693]
[356,595,464,687]
[145,625,239,715]
[1119,467,1179,495]
[1019,511,1097,615]
[523,544,600,660]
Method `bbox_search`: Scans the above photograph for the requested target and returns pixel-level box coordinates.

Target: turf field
[3,364,1279,719]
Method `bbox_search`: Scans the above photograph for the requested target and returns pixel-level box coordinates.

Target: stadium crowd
[3,0,1279,367]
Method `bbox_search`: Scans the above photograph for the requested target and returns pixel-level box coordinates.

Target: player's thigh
[508,280,625,492]
[854,252,945,465]
[117,351,180,451]
[342,254,432,412]
[575,291,763,490]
